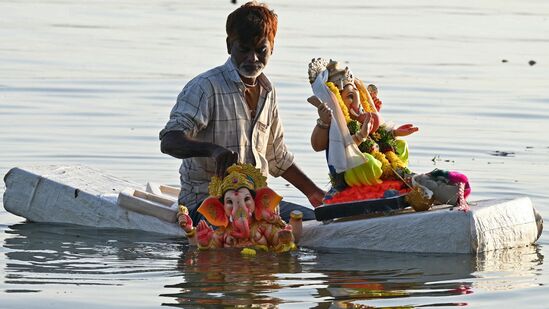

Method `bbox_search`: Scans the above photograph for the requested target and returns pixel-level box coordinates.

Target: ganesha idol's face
[341,83,361,113]
[223,187,255,239]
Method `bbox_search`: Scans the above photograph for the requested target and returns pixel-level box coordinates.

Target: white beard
[232,58,265,79]
[237,63,264,79]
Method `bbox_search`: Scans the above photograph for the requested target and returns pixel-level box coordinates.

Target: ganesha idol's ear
[197,197,228,228]
[254,187,283,221]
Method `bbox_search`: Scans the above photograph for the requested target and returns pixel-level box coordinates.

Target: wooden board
[117,189,178,223]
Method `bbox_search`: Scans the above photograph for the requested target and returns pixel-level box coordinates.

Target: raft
[2,165,542,254]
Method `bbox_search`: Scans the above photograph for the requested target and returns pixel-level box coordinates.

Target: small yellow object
[240,248,257,256]
[290,210,303,220]
[253,245,269,252]
[275,242,297,253]
[179,204,189,215]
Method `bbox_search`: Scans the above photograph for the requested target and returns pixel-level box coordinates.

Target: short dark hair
[226,1,278,48]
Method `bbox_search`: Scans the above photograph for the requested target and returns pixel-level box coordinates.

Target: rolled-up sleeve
[266,92,295,177]
[159,78,211,140]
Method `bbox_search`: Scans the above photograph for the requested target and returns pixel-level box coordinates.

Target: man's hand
[281,164,325,208]
[307,190,325,208]
[211,147,239,177]
[393,124,419,137]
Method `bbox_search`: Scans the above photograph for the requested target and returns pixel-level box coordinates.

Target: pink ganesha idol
[177,164,303,254]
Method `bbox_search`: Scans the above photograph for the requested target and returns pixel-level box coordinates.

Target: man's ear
[226,38,232,54]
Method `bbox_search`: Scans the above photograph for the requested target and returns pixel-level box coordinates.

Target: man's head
[226,1,277,80]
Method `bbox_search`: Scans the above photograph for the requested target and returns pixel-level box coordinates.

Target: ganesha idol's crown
[208,164,268,197]
[307,58,355,90]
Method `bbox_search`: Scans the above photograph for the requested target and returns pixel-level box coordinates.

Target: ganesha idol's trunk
[231,208,251,239]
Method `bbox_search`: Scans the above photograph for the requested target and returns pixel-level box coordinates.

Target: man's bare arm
[281,164,325,208]
[160,131,238,177]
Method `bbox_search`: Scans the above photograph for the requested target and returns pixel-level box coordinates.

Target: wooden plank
[133,189,174,206]
[145,182,180,199]
[117,189,177,223]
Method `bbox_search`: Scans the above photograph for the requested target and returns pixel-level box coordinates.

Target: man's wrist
[209,144,228,158]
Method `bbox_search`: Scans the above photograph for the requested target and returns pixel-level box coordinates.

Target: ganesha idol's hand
[273,227,295,253]
[277,228,294,245]
[393,124,419,137]
[308,96,332,125]
[317,102,332,124]
[196,220,214,248]
[177,209,193,233]
[307,95,322,108]
[259,208,278,223]
[358,112,381,134]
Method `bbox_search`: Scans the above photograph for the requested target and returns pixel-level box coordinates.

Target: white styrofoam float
[2,165,542,254]
[2,165,184,236]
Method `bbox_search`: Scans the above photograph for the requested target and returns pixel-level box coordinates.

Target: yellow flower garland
[385,151,407,170]
[355,81,374,113]
[326,82,351,123]
[372,150,407,179]
[372,150,392,178]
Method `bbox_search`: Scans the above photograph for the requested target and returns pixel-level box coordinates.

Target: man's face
[228,38,272,80]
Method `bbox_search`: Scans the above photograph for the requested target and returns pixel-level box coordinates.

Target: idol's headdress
[307,58,355,90]
[208,163,267,198]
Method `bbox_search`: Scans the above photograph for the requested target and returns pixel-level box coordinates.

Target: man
[159,1,324,224]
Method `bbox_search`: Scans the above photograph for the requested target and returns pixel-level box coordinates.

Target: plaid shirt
[159,58,294,209]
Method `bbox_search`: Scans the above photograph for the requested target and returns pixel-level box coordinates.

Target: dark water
[1,0,549,307]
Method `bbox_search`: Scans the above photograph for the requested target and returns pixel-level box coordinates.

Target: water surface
[1,0,549,307]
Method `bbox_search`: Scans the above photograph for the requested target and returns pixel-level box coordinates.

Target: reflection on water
[1,222,543,308]
[160,245,543,308]
[165,250,304,307]
[3,223,182,290]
